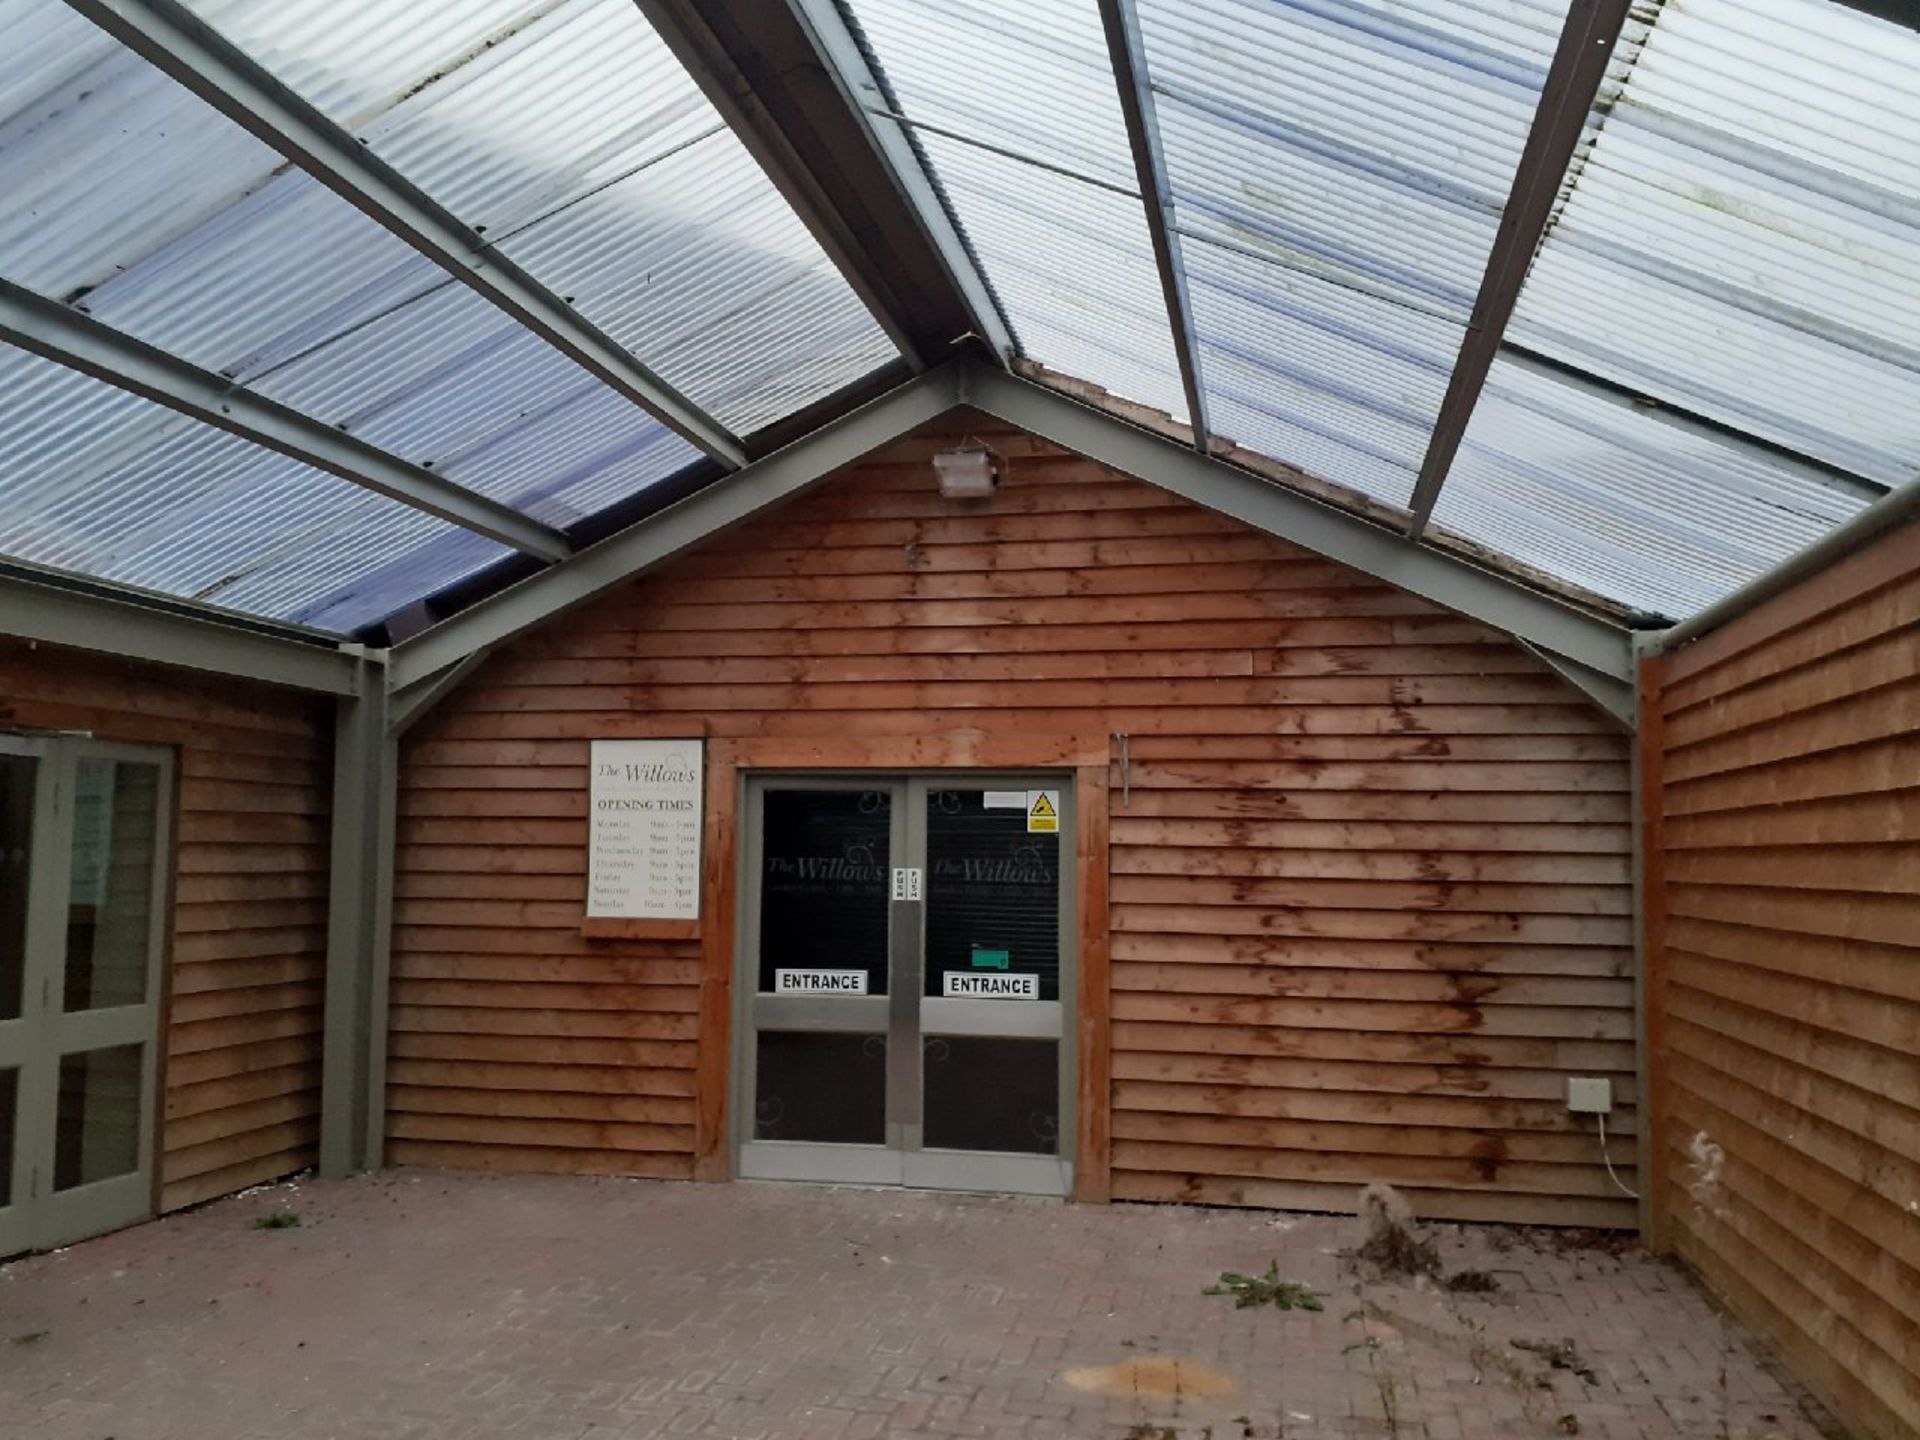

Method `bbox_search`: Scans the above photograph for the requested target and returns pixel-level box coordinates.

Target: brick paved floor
[0,1170,1827,1440]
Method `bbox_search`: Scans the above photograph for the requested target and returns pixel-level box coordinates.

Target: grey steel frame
[635,0,1013,369]
[1404,0,1636,540]
[65,0,747,470]
[0,281,571,563]
[733,773,1077,1197]
[1098,0,1210,454]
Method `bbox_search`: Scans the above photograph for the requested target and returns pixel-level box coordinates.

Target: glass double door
[738,775,1074,1195]
[0,738,170,1256]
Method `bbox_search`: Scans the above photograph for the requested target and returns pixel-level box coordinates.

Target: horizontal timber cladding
[395,422,1635,1224]
[0,640,332,1212]
[1647,521,1920,1440]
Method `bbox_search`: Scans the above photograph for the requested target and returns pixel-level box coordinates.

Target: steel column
[1,281,571,562]
[319,654,396,1177]
[964,364,1634,680]
[387,364,967,689]
[1098,0,1211,451]
[67,0,746,469]
[1404,0,1634,539]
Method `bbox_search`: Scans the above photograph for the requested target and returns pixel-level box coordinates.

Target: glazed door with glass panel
[0,738,170,1256]
[737,775,1072,1196]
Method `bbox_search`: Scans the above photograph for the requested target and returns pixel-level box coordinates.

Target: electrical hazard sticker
[1026,789,1060,833]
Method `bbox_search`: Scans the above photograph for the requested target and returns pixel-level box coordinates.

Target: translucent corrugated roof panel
[253,282,700,528]
[1129,0,1570,501]
[1432,356,1871,618]
[1512,0,1920,489]
[0,345,510,625]
[844,0,1188,420]
[186,0,899,433]
[1184,236,1459,509]
[0,0,744,629]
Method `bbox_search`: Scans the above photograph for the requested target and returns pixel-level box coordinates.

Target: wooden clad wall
[0,640,332,1211]
[1647,522,1920,1440]
[395,424,1637,1226]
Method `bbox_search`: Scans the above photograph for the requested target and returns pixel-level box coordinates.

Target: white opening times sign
[586,739,703,920]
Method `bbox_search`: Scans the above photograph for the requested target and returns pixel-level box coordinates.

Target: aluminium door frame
[730,769,1078,1196]
[0,734,175,1255]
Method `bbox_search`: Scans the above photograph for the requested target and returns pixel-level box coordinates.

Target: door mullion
[885,780,923,1152]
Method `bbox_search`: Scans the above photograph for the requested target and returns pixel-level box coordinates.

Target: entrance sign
[943,971,1039,999]
[586,739,703,919]
[1026,790,1060,833]
[983,791,1027,810]
[775,969,870,995]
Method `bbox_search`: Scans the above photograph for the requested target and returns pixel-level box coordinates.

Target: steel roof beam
[1404,0,1634,540]
[0,563,364,695]
[1098,0,1211,453]
[389,360,1631,704]
[66,0,747,470]
[388,363,969,689]
[633,0,1013,371]
[964,365,1633,681]
[1,281,571,563]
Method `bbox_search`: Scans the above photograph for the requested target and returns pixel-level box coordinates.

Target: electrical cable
[1597,1113,1640,1200]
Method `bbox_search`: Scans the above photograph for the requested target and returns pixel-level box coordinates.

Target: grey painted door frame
[732,771,1078,1197]
[0,735,173,1256]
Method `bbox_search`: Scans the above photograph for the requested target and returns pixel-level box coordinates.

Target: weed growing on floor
[1440,1268,1500,1294]
[1342,1290,1404,1439]
[250,1211,301,1230]
[8,1331,47,1346]
[1512,1337,1599,1386]
[1557,1413,1581,1433]
[1350,1184,1439,1279]
[1203,1261,1323,1311]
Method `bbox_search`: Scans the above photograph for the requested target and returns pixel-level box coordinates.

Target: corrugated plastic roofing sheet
[0,0,896,631]
[844,0,1190,421]
[1129,0,1569,503]
[1435,355,1871,617]
[1512,0,1920,490]
[4,0,1916,638]
[188,0,898,432]
[0,344,510,628]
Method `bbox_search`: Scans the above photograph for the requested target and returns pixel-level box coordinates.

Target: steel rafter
[634,0,1013,369]
[65,0,747,470]
[1,281,572,563]
[1404,0,1635,540]
[1097,0,1210,452]
[387,361,1631,708]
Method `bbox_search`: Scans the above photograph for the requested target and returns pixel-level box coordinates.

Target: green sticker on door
[969,946,1010,970]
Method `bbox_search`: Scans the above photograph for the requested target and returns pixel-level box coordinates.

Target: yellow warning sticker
[1026,789,1060,833]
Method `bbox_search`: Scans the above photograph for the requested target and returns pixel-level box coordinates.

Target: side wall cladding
[1646,520,1920,1440]
[0,640,333,1211]
[394,424,1637,1226]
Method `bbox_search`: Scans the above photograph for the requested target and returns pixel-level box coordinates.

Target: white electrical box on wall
[1566,1077,1613,1115]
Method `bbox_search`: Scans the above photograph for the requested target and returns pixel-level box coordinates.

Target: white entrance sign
[982,791,1027,810]
[775,969,870,995]
[943,972,1039,999]
[586,739,703,919]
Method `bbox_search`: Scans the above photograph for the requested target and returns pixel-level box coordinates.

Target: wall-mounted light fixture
[932,444,999,499]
